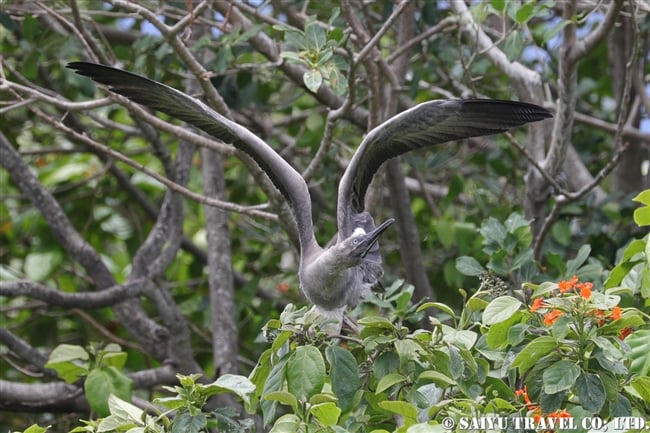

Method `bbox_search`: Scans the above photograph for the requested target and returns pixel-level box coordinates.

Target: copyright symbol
[442,417,455,430]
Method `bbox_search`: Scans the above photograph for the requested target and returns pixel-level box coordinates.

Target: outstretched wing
[67,62,315,247]
[337,99,552,235]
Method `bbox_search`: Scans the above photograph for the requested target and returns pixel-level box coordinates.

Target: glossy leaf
[325,345,359,412]
[542,360,580,394]
[286,345,325,400]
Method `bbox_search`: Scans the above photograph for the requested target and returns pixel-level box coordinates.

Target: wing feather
[67,62,315,247]
[337,99,551,234]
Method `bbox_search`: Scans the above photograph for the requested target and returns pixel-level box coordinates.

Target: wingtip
[458,99,553,124]
[66,61,99,74]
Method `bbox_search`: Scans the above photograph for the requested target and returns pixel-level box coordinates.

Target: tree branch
[0,130,169,359]
[0,279,145,308]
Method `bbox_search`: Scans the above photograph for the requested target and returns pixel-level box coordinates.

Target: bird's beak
[352,218,395,258]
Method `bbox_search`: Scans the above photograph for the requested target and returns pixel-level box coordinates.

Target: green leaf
[551,220,571,247]
[45,344,90,383]
[482,296,522,325]
[23,14,40,42]
[480,217,506,245]
[269,414,300,433]
[627,329,650,376]
[101,352,127,370]
[97,394,143,432]
[566,244,591,276]
[261,354,288,426]
[604,258,643,289]
[486,313,521,348]
[502,30,523,60]
[628,376,650,402]
[309,393,338,405]
[632,189,650,206]
[575,373,605,412]
[490,0,507,12]
[310,402,341,426]
[394,339,423,365]
[417,370,455,387]
[328,65,348,96]
[303,69,323,92]
[539,389,566,413]
[286,345,325,400]
[264,391,298,412]
[609,393,632,418]
[85,367,133,417]
[305,20,327,51]
[325,346,359,412]
[594,348,627,375]
[22,425,51,433]
[375,373,408,394]
[358,315,397,331]
[542,360,580,394]
[511,336,558,375]
[0,11,18,31]
[24,251,62,281]
[41,161,93,187]
[203,374,257,412]
[434,219,455,250]
[416,301,457,319]
[280,51,305,64]
[632,189,650,226]
[456,256,484,276]
[507,323,529,346]
[378,400,418,426]
[328,8,341,28]
[514,1,536,24]
[592,336,623,362]
[249,348,272,392]
[171,412,207,433]
[442,328,477,351]
[45,360,89,384]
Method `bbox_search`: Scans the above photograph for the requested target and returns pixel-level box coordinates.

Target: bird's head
[338,218,395,260]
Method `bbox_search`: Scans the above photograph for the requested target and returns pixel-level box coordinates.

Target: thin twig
[31,106,279,221]
[354,0,413,65]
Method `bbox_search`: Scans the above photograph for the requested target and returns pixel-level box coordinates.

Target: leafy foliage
[1,1,648,432]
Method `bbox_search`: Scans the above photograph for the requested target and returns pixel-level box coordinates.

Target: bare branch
[0,328,50,372]
[0,279,145,308]
[0,379,85,412]
[354,0,414,65]
[29,105,279,221]
[570,0,625,62]
[0,130,169,359]
[574,111,650,143]
[450,1,543,93]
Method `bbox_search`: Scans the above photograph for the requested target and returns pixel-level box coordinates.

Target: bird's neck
[300,246,357,310]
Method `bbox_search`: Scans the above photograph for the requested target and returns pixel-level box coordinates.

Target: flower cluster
[515,386,571,423]
[529,276,631,339]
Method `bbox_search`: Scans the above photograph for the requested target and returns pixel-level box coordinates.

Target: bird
[67,62,552,324]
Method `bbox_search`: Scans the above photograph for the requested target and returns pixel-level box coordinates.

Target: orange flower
[592,309,607,326]
[531,406,543,423]
[558,280,572,293]
[577,282,592,299]
[515,386,531,403]
[530,297,545,312]
[619,327,633,339]
[544,309,563,325]
[610,306,622,321]
[558,275,579,293]
[516,386,540,412]
[548,409,572,419]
